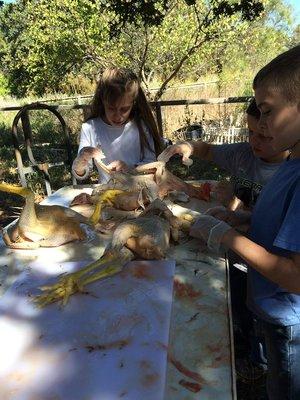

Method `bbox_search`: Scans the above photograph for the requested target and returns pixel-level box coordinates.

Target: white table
[0,185,236,400]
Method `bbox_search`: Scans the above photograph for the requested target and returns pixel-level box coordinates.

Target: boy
[158,98,289,214]
[158,98,289,368]
[190,45,300,399]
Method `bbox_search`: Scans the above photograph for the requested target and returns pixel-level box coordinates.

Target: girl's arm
[72,123,103,179]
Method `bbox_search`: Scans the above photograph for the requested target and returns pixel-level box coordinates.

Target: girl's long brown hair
[86,68,163,158]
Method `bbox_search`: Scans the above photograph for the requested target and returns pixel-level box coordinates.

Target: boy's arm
[158,141,214,163]
[190,215,300,294]
[223,229,300,294]
[192,141,214,161]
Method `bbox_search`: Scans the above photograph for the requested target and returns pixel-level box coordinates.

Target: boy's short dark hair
[246,98,260,119]
[253,45,300,103]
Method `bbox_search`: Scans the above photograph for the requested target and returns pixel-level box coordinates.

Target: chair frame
[11,102,76,196]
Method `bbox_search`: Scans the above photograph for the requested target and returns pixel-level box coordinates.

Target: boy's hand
[189,214,232,252]
[205,206,251,227]
[211,180,235,207]
[158,141,194,165]
[107,160,129,173]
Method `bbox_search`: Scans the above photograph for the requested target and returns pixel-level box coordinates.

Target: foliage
[291,24,300,47]
[0,0,295,99]
[103,0,263,36]
[201,0,293,96]
[103,0,171,36]
[0,72,8,96]
[123,0,265,99]
[1,0,123,96]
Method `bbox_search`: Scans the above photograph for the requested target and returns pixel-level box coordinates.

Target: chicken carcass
[34,200,179,307]
[0,182,92,249]
[70,161,211,220]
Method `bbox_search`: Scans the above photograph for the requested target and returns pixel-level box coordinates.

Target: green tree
[117,0,290,99]
[1,0,124,96]
[290,24,300,47]
[197,0,292,96]
[0,0,293,99]
[0,1,31,96]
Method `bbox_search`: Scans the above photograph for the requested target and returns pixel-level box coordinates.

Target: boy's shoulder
[281,158,300,176]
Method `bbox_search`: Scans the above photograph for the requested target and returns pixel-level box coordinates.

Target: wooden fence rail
[1,95,252,142]
[0,96,252,192]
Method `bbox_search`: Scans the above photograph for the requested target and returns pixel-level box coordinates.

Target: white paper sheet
[0,258,175,400]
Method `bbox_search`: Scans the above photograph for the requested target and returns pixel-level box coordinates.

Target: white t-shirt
[73,117,156,182]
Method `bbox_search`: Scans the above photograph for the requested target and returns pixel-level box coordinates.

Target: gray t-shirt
[212,142,283,209]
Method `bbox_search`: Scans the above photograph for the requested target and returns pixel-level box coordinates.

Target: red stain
[190,181,211,201]
[140,360,152,369]
[168,353,206,385]
[206,340,230,367]
[132,264,151,279]
[200,182,212,202]
[179,379,202,393]
[156,341,206,386]
[207,344,222,353]
[85,338,131,352]
[208,353,230,368]
[173,278,201,300]
[141,373,159,387]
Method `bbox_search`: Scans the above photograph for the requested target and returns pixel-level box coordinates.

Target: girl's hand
[158,141,194,165]
[73,146,104,176]
[79,146,103,162]
[107,160,130,173]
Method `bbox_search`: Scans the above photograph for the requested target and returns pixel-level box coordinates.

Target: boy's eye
[261,110,271,116]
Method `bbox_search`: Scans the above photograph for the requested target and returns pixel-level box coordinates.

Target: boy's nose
[258,116,267,131]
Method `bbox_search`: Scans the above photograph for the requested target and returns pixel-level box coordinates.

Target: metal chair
[11,102,77,196]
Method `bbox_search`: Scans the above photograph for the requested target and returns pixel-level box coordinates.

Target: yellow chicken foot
[35,256,115,307]
[88,189,128,225]
[34,248,134,307]
[80,259,124,286]
[0,182,32,197]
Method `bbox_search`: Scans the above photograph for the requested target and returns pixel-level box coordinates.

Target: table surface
[0,185,236,400]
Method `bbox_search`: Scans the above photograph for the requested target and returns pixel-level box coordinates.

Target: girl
[72,68,163,182]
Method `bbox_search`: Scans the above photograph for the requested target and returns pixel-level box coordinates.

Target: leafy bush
[0,73,9,96]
